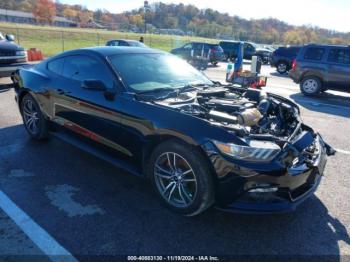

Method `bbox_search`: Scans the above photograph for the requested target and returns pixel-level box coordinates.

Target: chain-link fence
[0,25,217,57]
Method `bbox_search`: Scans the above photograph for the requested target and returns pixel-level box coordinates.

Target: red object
[27,48,44,61]
[27,50,33,61]
[37,50,44,60]
[30,48,38,61]
[292,59,297,71]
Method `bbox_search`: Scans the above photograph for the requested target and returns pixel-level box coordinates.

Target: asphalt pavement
[0,64,349,260]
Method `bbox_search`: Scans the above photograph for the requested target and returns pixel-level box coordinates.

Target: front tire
[21,93,49,140]
[147,140,214,216]
[300,76,322,96]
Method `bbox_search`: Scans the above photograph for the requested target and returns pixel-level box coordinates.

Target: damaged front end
[153,85,335,213]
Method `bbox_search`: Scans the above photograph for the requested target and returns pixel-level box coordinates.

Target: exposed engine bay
[152,86,300,141]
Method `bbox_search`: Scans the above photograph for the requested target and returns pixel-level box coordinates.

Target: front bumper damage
[203,127,334,214]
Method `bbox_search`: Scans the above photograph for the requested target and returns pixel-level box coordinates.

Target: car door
[327,48,350,91]
[49,54,133,161]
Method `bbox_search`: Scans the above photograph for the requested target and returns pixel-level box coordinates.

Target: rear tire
[21,93,49,140]
[211,61,218,66]
[147,140,215,216]
[300,76,322,96]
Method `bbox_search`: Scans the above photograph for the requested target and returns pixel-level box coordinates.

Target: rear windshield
[304,47,325,61]
[127,41,147,47]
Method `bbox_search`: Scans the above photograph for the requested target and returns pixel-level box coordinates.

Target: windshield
[109,53,213,92]
[0,33,4,40]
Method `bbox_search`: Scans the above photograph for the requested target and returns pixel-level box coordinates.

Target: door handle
[55,89,65,95]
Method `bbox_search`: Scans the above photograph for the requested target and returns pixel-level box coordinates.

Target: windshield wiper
[137,87,177,95]
[178,83,214,92]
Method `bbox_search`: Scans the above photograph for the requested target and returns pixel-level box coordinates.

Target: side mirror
[82,80,107,91]
[5,34,15,42]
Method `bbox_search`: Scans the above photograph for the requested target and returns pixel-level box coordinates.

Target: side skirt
[51,130,143,178]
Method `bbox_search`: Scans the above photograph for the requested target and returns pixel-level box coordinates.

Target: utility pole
[144,1,151,33]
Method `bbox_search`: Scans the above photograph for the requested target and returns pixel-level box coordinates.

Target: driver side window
[62,55,113,89]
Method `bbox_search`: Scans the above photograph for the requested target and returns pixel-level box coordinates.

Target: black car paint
[14,47,332,213]
[289,44,350,92]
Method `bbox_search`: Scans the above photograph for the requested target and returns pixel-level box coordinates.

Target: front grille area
[0,50,16,56]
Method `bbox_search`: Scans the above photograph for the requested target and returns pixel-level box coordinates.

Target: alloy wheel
[154,152,197,208]
[22,99,40,134]
[302,79,318,93]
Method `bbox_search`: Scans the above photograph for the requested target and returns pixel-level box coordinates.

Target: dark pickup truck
[270,46,301,74]
[219,41,272,64]
[0,32,27,78]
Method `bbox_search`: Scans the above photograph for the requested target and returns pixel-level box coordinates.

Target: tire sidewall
[300,76,322,96]
[21,93,48,140]
[277,62,287,74]
[147,140,214,216]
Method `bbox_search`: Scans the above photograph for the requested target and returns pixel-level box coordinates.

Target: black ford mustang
[13,47,334,216]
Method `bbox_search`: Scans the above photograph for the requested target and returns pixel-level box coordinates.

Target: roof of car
[305,43,350,48]
[51,46,164,59]
[107,39,139,43]
[188,41,218,45]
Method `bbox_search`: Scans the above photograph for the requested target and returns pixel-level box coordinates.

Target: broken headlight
[213,140,281,162]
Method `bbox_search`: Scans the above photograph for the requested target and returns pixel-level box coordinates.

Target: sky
[60,0,350,32]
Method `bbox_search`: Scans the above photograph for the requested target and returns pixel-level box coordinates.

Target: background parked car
[106,39,148,48]
[0,32,27,78]
[289,44,350,96]
[170,42,224,65]
[271,46,301,74]
[219,41,272,64]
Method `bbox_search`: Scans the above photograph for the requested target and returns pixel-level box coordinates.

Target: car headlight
[16,50,26,56]
[213,140,281,162]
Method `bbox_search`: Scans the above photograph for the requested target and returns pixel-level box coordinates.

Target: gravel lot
[0,63,349,260]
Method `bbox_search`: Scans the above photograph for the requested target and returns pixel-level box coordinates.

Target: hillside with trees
[1,0,350,45]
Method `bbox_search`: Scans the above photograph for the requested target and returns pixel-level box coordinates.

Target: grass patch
[0,22,217,57]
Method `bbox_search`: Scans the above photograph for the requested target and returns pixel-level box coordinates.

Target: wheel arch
[300,71,324,84]
[17,89,31,112]
[142,135,219,185]
[276,59,289,66]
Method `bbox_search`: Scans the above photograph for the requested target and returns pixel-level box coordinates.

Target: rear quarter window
[47,58,64,75]
[328,49,350,65]
[304,47,325,61]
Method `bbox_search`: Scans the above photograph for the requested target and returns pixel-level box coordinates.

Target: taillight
[292,59,297,70]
